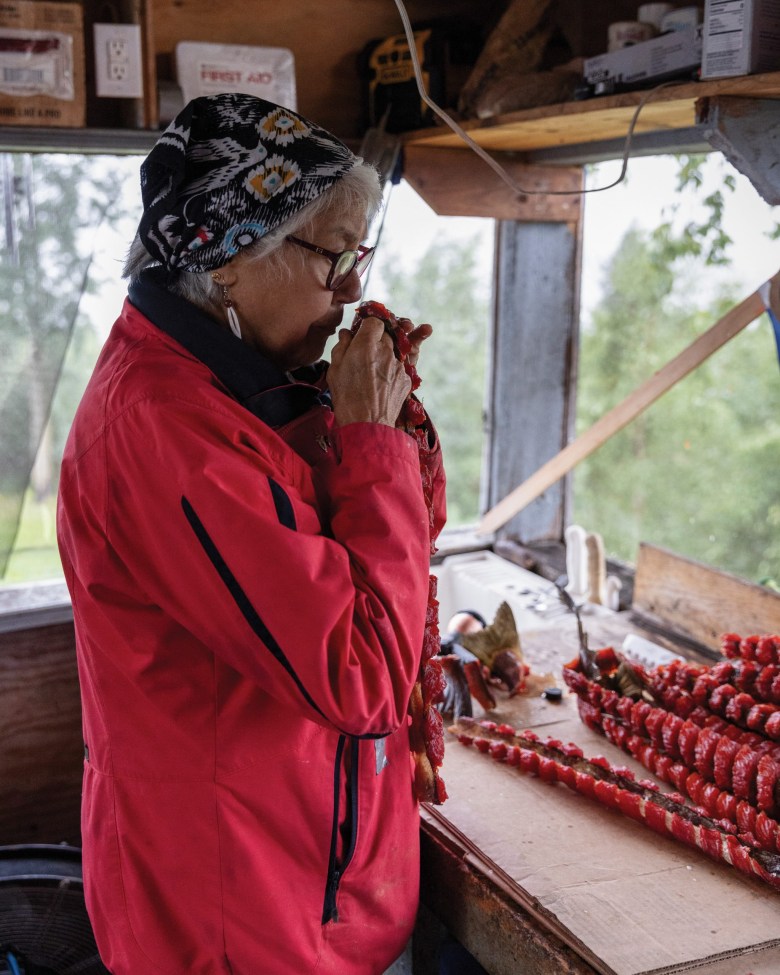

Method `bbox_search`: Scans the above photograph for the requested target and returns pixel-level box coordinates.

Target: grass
[2,490,64,583]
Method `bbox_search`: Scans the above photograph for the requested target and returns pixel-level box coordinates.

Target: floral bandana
[137,93,359,273]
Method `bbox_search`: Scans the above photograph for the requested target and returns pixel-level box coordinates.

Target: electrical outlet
[107,39,129,63]
[94,23,143,99]
[109,61,128,82]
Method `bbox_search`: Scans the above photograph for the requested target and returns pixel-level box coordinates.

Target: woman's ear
[212,262,239,288]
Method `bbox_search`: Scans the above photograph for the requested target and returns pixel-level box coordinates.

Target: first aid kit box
[175,42,296,110]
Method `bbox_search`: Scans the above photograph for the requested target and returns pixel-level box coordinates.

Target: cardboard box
[584,25,702,89]
[175,42,296,110]
[0,0,85,127]
[701,0,780,78]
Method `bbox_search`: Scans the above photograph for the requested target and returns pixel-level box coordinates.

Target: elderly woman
[57,93,445,975]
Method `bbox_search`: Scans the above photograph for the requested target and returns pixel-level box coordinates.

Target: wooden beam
[403,145,583,221]
[479,274,780,535]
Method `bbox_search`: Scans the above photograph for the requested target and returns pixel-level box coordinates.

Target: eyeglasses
[285,235,375,291]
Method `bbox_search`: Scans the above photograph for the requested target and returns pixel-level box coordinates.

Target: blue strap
[768,307,780,367]
[758,280,780,368]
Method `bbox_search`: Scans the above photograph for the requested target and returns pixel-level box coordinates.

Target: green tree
[573,225,780,583]
[376,235,491,526]
[0,152,136,578]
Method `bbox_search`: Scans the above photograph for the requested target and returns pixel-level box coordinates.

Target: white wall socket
[94,23,143,99]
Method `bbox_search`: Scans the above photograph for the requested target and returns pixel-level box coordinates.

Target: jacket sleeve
[104,396,432,738]
[420,410,447,547]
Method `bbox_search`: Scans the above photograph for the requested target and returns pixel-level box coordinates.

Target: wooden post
[486,216,583,542]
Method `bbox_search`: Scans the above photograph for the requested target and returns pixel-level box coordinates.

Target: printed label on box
[0,27,73,98]
[196,60,279,93]
[707,1,747,51]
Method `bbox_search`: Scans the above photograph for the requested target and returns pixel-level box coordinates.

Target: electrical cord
[393,0,679,197]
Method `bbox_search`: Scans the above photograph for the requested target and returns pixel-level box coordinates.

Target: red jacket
[57,279,445,975]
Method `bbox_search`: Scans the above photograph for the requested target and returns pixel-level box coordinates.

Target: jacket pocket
[322,735,360,923]
[267,476,297,530]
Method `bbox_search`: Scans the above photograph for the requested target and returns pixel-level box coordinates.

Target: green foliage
[6,149,776,590]
[1,490,61,583]
[1,152,137,579]
[0,154,121,474]
[573,224,780,584]
[650,154,736,266]
[376,235,491,526]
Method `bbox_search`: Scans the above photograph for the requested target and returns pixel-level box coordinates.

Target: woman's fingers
[327,317,411,427]
[350,315,388,345]
[397,319,433,367]
[328,328,353,370]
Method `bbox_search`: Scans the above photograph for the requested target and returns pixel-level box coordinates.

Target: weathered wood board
[633,542,780,653]
[404,72,780,152]
[148,0,503,139]
[0,622,82,845]
[418,821,599,975]
[487,218,581,543]
[403,146,583,221]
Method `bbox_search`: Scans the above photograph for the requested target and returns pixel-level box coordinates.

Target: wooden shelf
[403,72,780,155]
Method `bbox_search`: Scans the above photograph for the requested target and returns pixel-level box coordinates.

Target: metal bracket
[697,94,780,205]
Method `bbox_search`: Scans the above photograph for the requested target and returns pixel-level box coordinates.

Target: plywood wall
[146,0,647,139]
[0,623,82,845]
[555,0,651,58]
[148,0,502,138]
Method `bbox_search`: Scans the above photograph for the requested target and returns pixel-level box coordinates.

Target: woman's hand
[327,317,412,427]
[397,317,433,370]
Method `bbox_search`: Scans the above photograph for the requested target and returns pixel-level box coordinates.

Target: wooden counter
[414,612,780,975]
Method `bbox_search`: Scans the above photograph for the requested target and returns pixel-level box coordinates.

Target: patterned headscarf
[137,93,359,273]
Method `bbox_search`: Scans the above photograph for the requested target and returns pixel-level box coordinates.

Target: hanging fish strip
[352,300,447,803]
[558,632,780,888]
[449,716,780,891]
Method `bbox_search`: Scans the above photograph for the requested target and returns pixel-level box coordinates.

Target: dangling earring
[212,271,242,340]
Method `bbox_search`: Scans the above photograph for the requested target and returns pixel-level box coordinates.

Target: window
[4,150,776,592]
[1,165,494,588]
[573,154,780,586]
[363,179,494,527]
[1,152,142,584]
[0,153,140,583]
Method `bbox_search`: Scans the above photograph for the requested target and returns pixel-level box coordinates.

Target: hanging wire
[393,0,679,197]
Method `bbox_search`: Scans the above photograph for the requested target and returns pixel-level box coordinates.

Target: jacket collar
[128,266,328,428]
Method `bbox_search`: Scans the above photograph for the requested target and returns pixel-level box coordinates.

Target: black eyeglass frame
[285,235,375,291]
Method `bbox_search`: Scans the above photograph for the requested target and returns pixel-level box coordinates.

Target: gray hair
[123,161,383,313]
